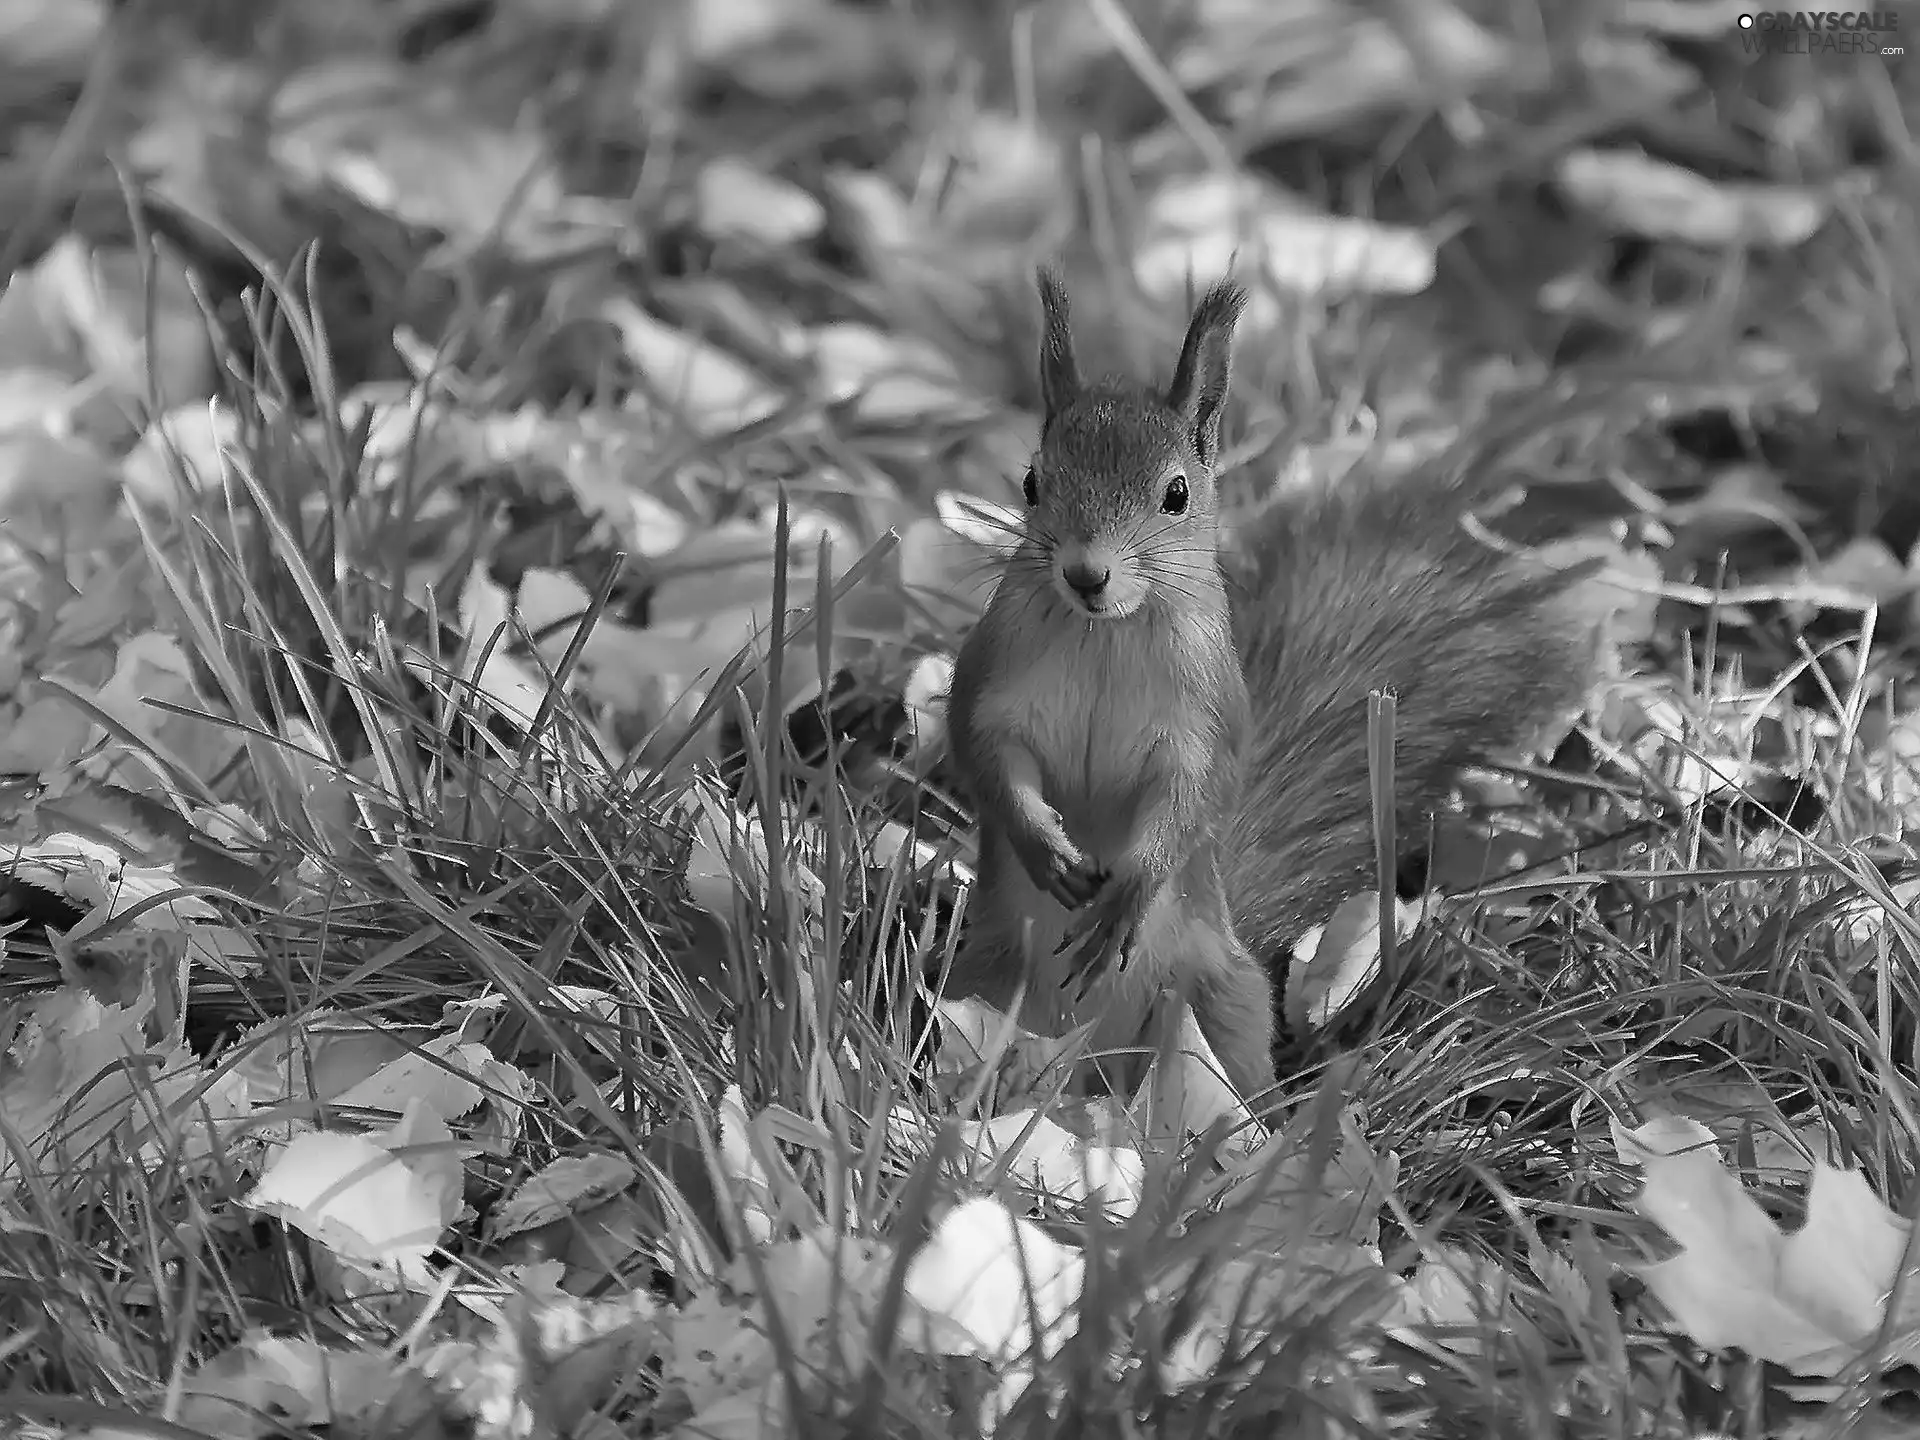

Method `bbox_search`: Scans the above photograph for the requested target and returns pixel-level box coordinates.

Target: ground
[1,0,1919,1436]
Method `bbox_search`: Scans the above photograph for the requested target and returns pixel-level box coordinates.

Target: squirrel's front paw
[1015,827,1106,911]
[1056,886,1143,985]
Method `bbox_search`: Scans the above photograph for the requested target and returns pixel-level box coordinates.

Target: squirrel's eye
[1022,468,1038,506]
[1162,475,1189,515]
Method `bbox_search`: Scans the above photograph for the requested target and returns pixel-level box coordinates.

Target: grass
[4,1,1920,1436]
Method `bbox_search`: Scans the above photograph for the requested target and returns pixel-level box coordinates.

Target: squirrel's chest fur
[971,589,1226,854]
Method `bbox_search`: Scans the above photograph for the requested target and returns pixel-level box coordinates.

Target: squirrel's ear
[1166,280,1248,467]
[1035,266,1081,429]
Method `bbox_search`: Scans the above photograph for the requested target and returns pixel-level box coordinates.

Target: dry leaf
[1286,891,1426,1033]
[492,1154,640,1239]
[900,1196,1084,1429]
[1556,150,1830,247]
[1803,536,1912,608]
[933,110,1072,252]
[271,61,567,250]
[806,323,977,424]
[1136,172,1434,307]
[122,403,241,510]
[0,987,205,1186]
[1613,1113,1919,1375]
[957,1111,1144,1215]
[1389,1246,1542,1358]
[1172,3,1514,145]
[176,1333,399,1440]
[603,299,784,432]
[1129,1000,1266,1149]
[0,427,119,529]
[1155,1242,1395,1390]
[29,238,213,416]
[695,157,825,245]
[245,1100,466,1279]
[0,0,105,71]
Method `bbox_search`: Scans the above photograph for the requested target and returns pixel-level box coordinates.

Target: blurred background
[3,0,1920,791]
[5,0,1912,408]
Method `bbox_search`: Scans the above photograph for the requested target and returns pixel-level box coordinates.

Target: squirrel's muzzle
[1052,540,1148,617]
[1061,559,1111,602]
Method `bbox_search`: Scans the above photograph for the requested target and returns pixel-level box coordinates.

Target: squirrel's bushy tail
[1221,467,1599,974]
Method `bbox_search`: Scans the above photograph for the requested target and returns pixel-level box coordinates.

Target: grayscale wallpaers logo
[1737,11,1904,55]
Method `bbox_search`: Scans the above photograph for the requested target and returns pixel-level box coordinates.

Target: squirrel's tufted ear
[1166,280,1248,468]
[1035,266,1081,430]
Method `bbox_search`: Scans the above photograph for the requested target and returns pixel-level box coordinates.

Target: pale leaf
[244,1101,464,1273]
[1556,150,1830,247]
[602,300,784,433]
[695,157,824,246]
[955,1110,1144,1216]
[1129,999,1265,1149]
[1286,891,1425,1033]
[492,1154,639,1240]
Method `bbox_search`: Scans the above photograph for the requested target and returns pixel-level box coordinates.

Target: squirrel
[941,268,1600,1100]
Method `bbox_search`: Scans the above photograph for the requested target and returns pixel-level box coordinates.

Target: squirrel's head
[1021,268,1248,621]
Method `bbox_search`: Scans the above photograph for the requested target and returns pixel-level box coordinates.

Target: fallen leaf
[688,0,900,100]
[0,694,90,773]
[515,565,596,644]
[1156,1241,1393,1390]
[1219,1102,1396,1252]
[896,513,1002,628]
[0,0,105,72]
[2,832,261,979]
[510,1291,662,1439]
[933,109,1071,252]
[899,1195,1085,1429]
[1169,3,1514,146]
[231,1011,423,1112]
[1129,999,1266,1149]
[806,323,977,424]
[82,629,243,797]
[121,403,241,510]
[29,237,213,416]
[901,652,954,755]
[0,986,211,1187]
[716,1083,780,1244]
[1135,171,1434,307]
[1556,150,1830,247]
[330,1032,521,1128]
[176,1333,399,1440]
[270,60,566,251]
[245,1100,466,1276]
[866,819,967,885]
[1390,1245,1543,1358]
[603,299,784,433]
[921,993,1090,1095]
[694,157,825,246]
[0,428,119,529]
[1612,1113,1917,1375]
[681,784,825,935]
[931,1110,1146,1216]
[662,1228,889,1436]
[492,1154,639,1239]
[1286,891,1426,1033]
[1610,691,1759,805]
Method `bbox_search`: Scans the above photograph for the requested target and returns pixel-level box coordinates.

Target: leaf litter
[1,0,1919,1436]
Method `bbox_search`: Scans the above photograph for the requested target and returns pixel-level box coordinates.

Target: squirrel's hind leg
[944,843,1077,1024]
[1158,912,1277,1103]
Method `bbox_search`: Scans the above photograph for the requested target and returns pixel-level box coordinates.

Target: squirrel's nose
[1061,561,1110,599]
